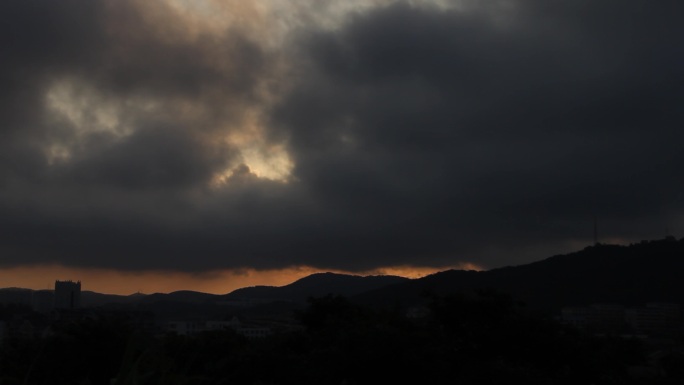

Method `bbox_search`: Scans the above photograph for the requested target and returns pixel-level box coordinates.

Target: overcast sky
[1,0,683,293]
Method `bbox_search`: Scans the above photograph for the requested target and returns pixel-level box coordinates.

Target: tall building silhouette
[54,280,81,309]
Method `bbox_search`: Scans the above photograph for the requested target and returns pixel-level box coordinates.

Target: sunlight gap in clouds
[45,78,294,186]
[211,108,294,188]
[134,0,296,186]
[44,79,146,165]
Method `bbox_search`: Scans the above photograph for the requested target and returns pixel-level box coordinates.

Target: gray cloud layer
[1,0,683,272]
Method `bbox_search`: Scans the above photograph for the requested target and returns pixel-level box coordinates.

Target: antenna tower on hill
[593,215,598,245]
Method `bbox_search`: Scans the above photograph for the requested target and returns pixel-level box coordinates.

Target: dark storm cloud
[0,0,279,270]
[272,0,684,268]
[0,0,265,182]
[0,1,105,182]
[1,0,683,272]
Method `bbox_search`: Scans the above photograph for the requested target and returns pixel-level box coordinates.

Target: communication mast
[593,215,598,245]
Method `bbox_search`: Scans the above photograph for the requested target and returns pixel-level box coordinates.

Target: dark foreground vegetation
[1,291,682,385]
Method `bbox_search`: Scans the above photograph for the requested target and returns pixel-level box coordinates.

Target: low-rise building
[561,302,681,339]
[165,316,271,338]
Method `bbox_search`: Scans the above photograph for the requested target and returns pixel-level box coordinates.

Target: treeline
[1,291,682,385]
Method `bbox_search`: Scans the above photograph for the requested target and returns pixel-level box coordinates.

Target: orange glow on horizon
[358,262,483,278]
[0,263,482,295]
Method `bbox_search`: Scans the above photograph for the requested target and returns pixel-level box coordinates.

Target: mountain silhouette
[223,272,409,303]
[140,290,222,304]
[354,237,684,315]
[3,237,683,315]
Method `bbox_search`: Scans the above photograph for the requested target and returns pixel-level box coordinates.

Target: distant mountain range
[76,272,409,307]
[3,237,684,316]
[224,272,409,302]
[354,237,684,314]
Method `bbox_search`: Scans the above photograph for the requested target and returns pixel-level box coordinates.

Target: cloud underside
[1,0,683,272]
